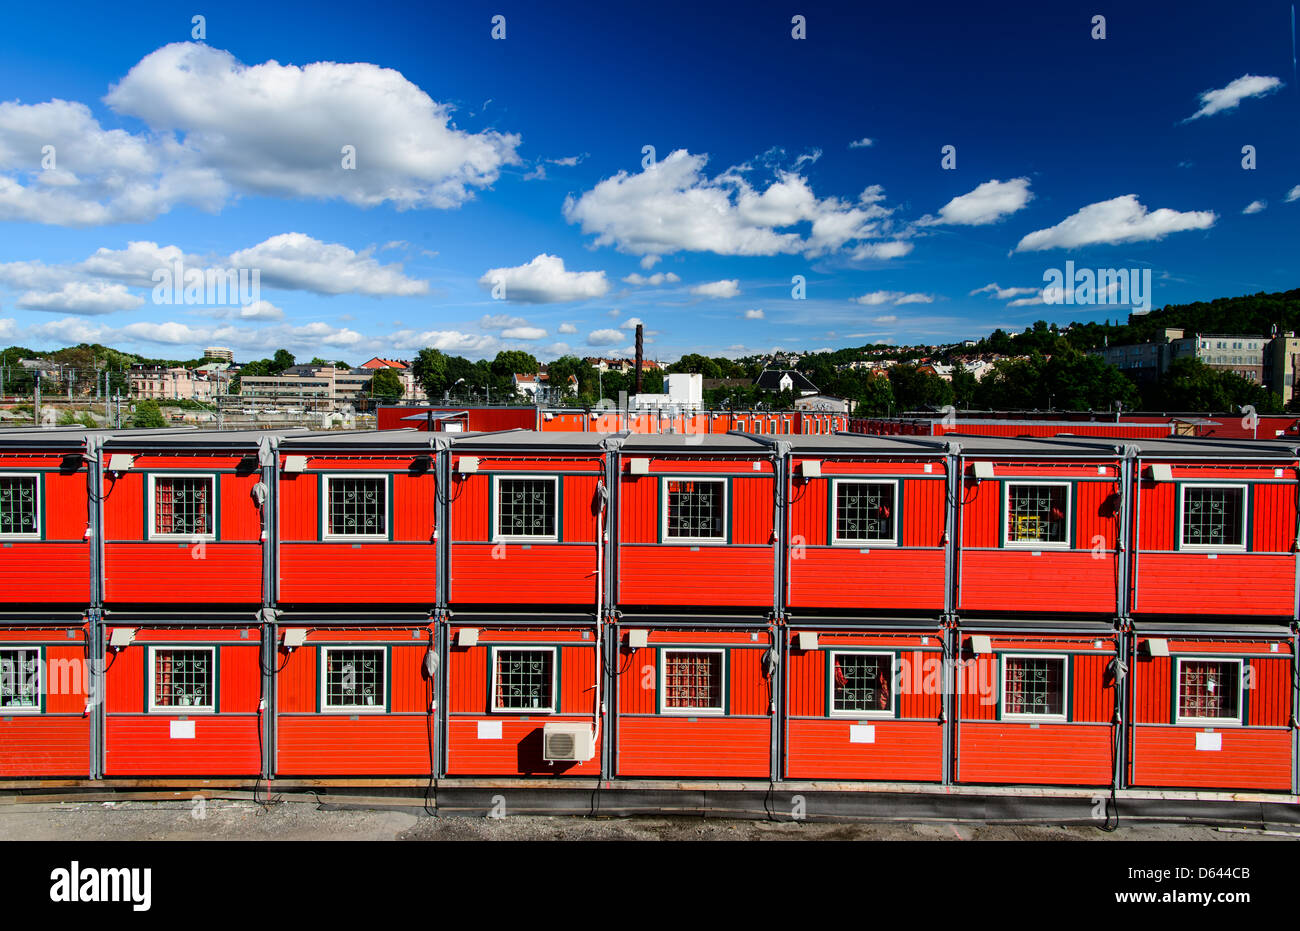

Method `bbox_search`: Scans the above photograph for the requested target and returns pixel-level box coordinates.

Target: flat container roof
[770,433,949,455]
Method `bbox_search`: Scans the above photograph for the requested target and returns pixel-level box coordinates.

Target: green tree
[412,348,451,398]
[369,367,404,401]
[1146,358,1281,413]
[271,349,295,374]
[855,373,896,416]
[888,364,954,411]
[131,400,168,429]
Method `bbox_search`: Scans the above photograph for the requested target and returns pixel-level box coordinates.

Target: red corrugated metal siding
[450,546,597,604]
[1131,642,1293,726]
[103,471,145,540]
[274,634,434,775]
[445,630,599,776]
[393,473,437,542]
[104,635,261,776]
[955,641,1117,785]
[788,549,945,610]
[0,544,89,603]
[44,469,89,539]
[619,547,773,606]
[279,544,436,603]
[278,472,318,541]
[614,631,771,778]
[219,473,262,540]
[1135,554,1294,615]
[1135,480,1176,550]
[784,632,943,781]
[105,544,263,603]
[1253,482,1298,552]
[959,479,998,546]
[617,474,657,544]
[958,723,1113,785]
[0,637,90,777]
[960,551,1117,613]
[1131,729,1292,790]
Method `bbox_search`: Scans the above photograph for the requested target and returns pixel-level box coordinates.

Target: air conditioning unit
[542,722,595,762]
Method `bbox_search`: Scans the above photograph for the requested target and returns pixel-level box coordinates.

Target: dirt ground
[0,798,1295,841]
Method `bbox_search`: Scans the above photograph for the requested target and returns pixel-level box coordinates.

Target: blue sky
[0,0,1296,364]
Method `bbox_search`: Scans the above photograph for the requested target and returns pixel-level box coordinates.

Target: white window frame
[0,472,41,540]
[321,472,389,542]
[1174,656,1244,725]
[0,646,42,714]
[830,479,900,547]
[147,645,216,714]
[490,646,558,714]
[659,647,726,715]
[1003,481,1071,549]
[319,645,387,713]
[147,472,217,541]
[660,476,728,544]
[1177,483,1248,552]
[491,474,560,543]
[827,650,897,719]
[1000,652,1069,721]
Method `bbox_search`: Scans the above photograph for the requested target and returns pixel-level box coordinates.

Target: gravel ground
[0,798,1295,841]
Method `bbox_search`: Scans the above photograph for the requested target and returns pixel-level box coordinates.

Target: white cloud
[105,42,521,210]
[744,309,765,320]
[478,253,609,304]
[479,313,529,330]
[622,271,681,286]
[849,137,874,148]
[231,233,427,296]
[586,328,623,346]
[873,315,897,324]
[564,149,899,261]
[79,241,198,287]
[501,326,547,340]
[1185,74,1283,121]
[17,281,144,315]
[1286,186,1300,203]
[0,44,521,226]
[619,316,651,331]
[921,178,1032,226]
[852,290,933,306]
[390,328,499,353]
[690,279,740,298]
[1243,200,1266,215]
[970,282,1041,300]
[558,322,578,334]
[850,240,912,261]
[1015,194,1217,251]
[208,299,284,320]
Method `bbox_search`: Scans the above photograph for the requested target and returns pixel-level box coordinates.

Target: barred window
[831,652,894,715]
[662,650,723,712]
[0,475,39,537]
[0,648,40,711]
[322,647,385,710]
[496,477,557,539]
[1002,656,1066,717]
[1006,483,1068,545]
[1181,485,1245,549]
[492,648,556,712]
[834,481,896,543]
[325,476,387,538]
[150,648,214,711]
[1177,659,1241,722]
[151,475,214,537]
[664,479,725,540]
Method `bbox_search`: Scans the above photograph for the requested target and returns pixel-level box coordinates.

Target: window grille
[665,479,724,539]
[152,649,213,709]
[1182,486,1244,548]
[1178,660,1240,721]
[1003,656,1065,716]
[835,482,895,542]
[153,476,212,536]
[496,478,556,538]
[1007,484,1067,544]
[832,653,892,713]
[663,651,722,710]
[493,649,555,711]
[327,477,386,537]
[0,648,40,709]
[0,476,37,536]
[323,648,384,708]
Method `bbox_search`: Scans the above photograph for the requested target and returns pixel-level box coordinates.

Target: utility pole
[34,375,41,425]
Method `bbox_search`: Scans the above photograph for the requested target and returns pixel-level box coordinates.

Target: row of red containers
[2,620,1291,792]
[1,427,1297,617]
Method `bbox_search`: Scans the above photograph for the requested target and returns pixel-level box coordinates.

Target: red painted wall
[0,629,90,776]
[615,629,772,778]
[445,627,601,776]
[0,458,91,605]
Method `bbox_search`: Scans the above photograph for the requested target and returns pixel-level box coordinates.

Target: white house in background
[631,372,703,411]
[755,368,819,396]
[794,393,854,413]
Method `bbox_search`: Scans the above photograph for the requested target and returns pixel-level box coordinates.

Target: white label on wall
[849,724,876,744]
[170,720,196,739]
[1195,731,1222,751]
[477,720,503,740]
